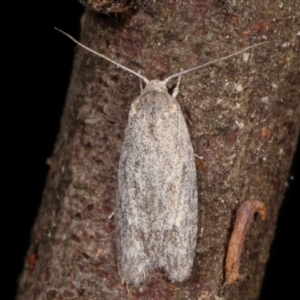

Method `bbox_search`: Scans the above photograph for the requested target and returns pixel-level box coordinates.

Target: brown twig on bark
[225,200,267,284]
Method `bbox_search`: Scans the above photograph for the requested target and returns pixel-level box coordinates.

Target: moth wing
[116,90,198,285]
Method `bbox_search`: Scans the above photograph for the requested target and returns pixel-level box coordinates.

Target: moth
[55,28,267,285]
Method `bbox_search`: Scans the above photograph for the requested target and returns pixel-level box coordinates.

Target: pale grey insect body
[116,79,197,285]
[55,27,267,286]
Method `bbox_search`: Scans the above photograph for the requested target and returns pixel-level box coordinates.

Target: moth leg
[194,153,202,160]
[140,79,143,92]
[172,70,182,98]
[108,211,114,219]
[138,71,143,92]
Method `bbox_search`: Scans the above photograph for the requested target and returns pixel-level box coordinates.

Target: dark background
[7,1,299,298]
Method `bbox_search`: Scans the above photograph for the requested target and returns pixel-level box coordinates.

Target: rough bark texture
[17,1,300,299]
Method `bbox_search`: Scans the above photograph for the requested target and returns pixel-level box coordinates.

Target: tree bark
[17,1,300,299]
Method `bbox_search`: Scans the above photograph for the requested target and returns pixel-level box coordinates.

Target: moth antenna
[54,27,149,84]
[163,41,269,84]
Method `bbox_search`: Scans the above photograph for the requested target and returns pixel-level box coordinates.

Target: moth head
[142,80,167,93]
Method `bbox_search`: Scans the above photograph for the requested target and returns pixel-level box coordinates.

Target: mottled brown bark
[17,1,300,299]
